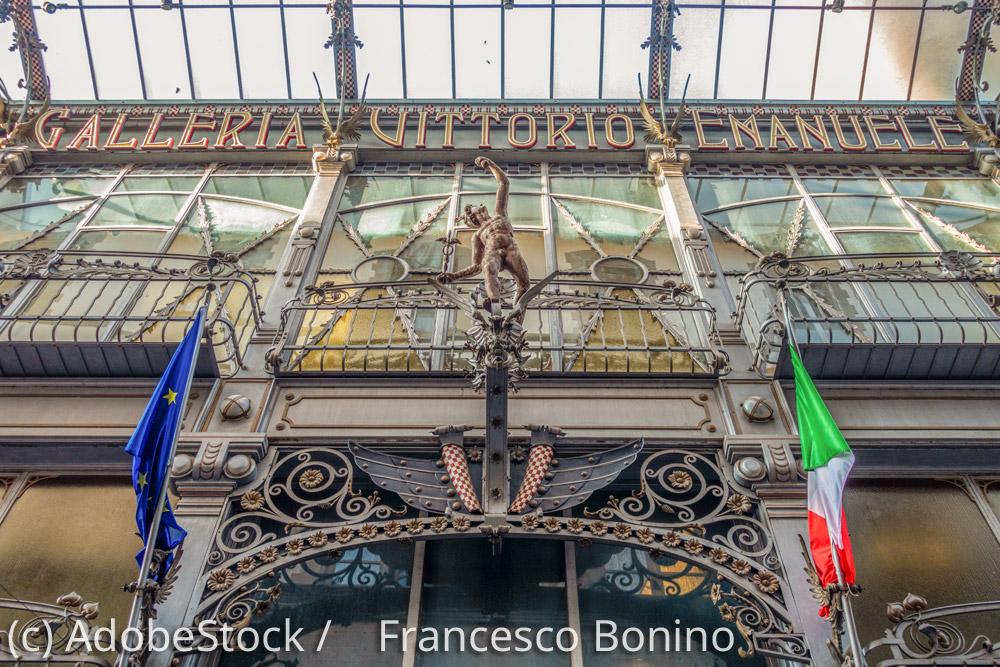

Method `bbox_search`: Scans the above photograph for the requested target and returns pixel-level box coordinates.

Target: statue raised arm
[436,157,530,315]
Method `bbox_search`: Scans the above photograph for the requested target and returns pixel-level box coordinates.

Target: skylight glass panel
[717,8,771,99]
[404,7,452,98]
[133,5,190,99]
[553,7,601,99]
[0,35,27,101]
[184,7,241,100]
[812,3,871,100]
[504,8,551,98]
[285,8,338,100]
[34,6,93,100]
[669,8,721,100]
[910,10,969,100]
[354,8,404,99]
[234,7,288,99]
[601,6,650,99]
[765,2,823,100]
[454,8,500,100]
[83,8,143,100]
[861,8,919,101]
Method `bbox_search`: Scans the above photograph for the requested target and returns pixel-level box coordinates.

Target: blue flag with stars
[126,307,204,578]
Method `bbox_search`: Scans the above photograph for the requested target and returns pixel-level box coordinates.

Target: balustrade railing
[0,249,263,378]
[267,275,728,377]
[736,251,1000,379]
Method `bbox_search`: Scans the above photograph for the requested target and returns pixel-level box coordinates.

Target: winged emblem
[954,82,1000,148]
[799,534,843,633]
[314,72,368,149]
[638,73,688,147]
[0,78,50,149]
[350,433,642,516]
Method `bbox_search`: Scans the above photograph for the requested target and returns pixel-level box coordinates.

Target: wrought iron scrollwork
[0,592,110,666]
[209,448,406,566]
[865,594,1000,666]
[585,449,778,569]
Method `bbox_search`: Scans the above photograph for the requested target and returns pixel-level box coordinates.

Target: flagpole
[783,289,866,664]
[116,302,208,667]
[829,529,866,666]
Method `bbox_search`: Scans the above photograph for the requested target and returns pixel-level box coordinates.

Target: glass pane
[552,199,665,257]
[0,203,91,251]
[800,178,884,195]
[457,194,543,228]
[844,480,1000,645]
[338,199,450,272]
[907,202,1000,253]
[814,196,911,228]
[691,177,796,211]
[202,175,313,209]
[0,177,110,207]
[87,194,188,227]
[836,231,931,254]
[218,543,413,667]
[67,230,166,254]
[892,178,1000,207]
[0,477,138,665]
[576,543,764,666]
[549,177,661,210]
[706,201,830,269]
[116,177,202,193]
[462,176,542,194]
[341,176,454,209]
[553,201,677,273]
[167,198,297,268]
[988,482,1000,522]
[415,539,569,667]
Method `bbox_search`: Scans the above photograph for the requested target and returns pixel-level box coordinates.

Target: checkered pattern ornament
[440,444,481,513]
[508,444,554,514]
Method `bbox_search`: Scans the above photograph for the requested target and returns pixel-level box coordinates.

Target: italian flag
[792,345,856,616]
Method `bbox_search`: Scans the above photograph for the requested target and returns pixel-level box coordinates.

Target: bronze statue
[437,157,530,312]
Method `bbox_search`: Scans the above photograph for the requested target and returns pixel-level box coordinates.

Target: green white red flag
[791,345,856,616]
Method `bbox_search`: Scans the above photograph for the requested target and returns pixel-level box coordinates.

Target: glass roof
[3,0,994,103]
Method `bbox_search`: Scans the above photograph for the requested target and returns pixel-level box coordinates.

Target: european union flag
[126,307,205,578]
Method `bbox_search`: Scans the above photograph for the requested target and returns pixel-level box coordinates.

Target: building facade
[1,2,1000,667]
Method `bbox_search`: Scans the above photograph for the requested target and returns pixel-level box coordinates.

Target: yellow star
[137,472,147,490]
[163,388,178,404]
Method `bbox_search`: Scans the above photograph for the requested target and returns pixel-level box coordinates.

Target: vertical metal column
[482,361,510,519]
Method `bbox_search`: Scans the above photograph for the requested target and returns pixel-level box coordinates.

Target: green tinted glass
[203,175,313,209]
[691,177,796,211]
[549,176,661,209]
[87,194,188,227]
[340,176,453,208]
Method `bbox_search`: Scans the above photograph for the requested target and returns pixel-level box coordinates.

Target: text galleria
[380,620,736,653]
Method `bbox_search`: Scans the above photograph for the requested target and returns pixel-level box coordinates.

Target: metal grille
[736,251,1000,380]
[267,276,726,378]
[461,163,541,176]
[790,164,875,178]
[686,164,790,178]
[19,164,124,177]
[0,250,262,378]
[355,162,457,176]
[546,163,647,176]
[878,165,985,179]
[213,162,314,175]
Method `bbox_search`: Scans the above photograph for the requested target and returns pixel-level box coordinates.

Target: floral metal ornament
[207,569,234,592]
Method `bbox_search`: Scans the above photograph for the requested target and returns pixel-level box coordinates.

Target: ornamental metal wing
[350,442,483,515]
[509,439,644,514]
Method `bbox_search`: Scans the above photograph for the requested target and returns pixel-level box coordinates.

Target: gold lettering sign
[31,108,971,155]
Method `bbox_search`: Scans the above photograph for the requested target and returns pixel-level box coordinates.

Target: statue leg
[504,247,531,313]
[482,253,503,312]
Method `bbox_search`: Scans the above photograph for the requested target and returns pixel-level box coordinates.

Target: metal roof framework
[2,0,998,103]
